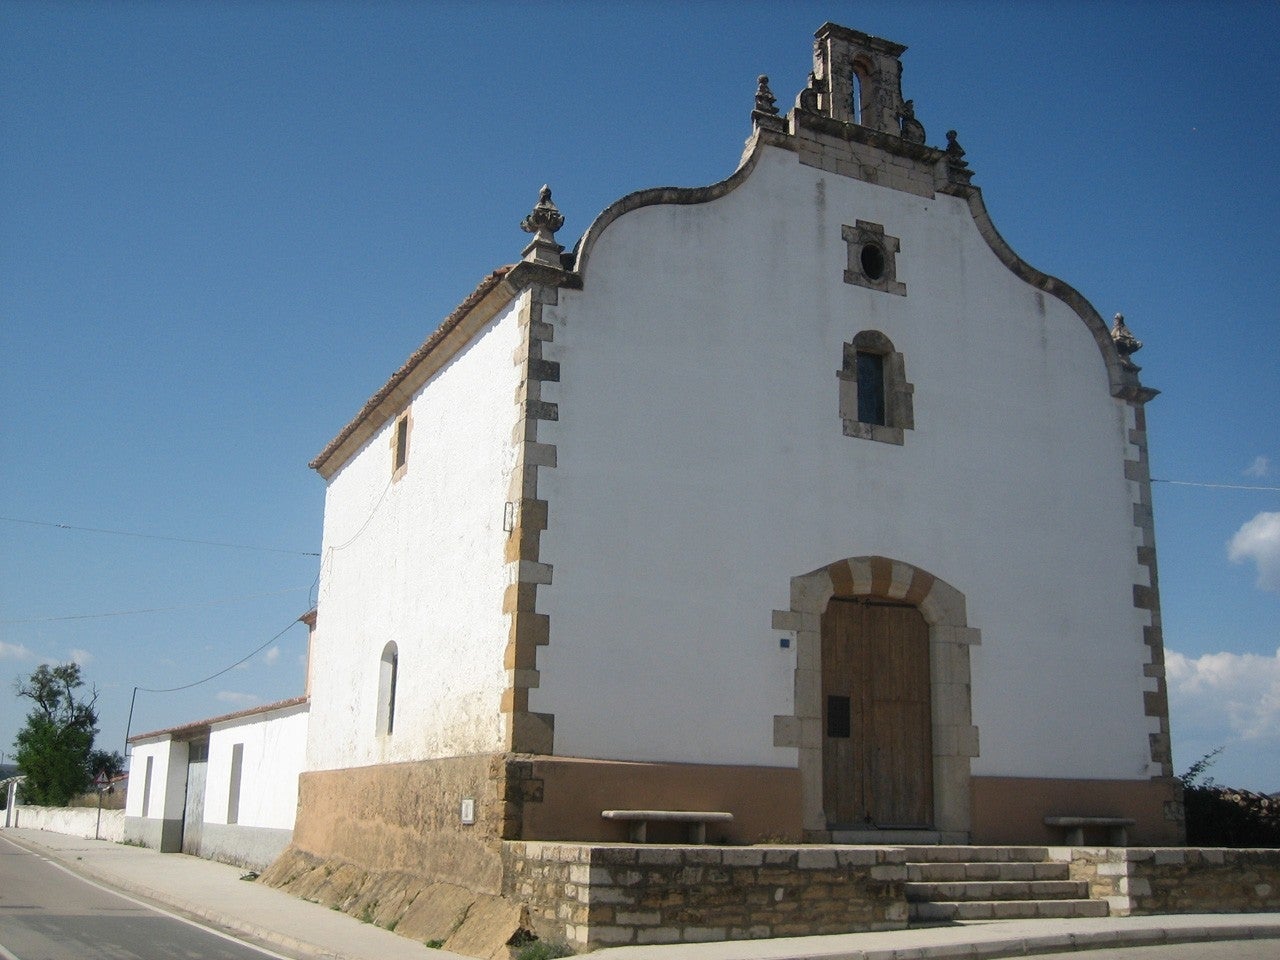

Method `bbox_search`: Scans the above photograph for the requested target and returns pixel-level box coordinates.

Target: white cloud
[0,641,33,659]
[263,645,281,666]
[1228,511,1280,592]
[68,647,94,665]
[1244,455,1272,479]
[1167,647,1280,747]
[216,690,260,706]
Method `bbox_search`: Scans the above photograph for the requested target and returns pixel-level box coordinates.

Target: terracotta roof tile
[128,695,309,743]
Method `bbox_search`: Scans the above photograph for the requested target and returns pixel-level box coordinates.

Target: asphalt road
[0,834,294,960]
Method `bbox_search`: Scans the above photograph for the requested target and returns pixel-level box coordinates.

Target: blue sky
[2,1,1277,792]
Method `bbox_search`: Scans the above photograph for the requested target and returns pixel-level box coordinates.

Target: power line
[0,585,311,624]
[124,616,302,748]
[1152,479,1280,493]
[0,516,319,556]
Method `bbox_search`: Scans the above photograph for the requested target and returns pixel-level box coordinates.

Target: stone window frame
[390,410,412,482]
[842,220,905,297]
[376,641,399,737]
[838,330,914,445]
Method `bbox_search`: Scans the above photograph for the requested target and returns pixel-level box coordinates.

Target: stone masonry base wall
[503,842,908,951]
[1069,847,1280,916]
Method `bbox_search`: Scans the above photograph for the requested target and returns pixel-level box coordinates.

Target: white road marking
[0,834,295,960]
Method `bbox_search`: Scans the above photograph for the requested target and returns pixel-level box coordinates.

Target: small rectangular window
[227,743,244,825]
[827,695,852,738]
[856,351,886,426]
[394,416,409,472]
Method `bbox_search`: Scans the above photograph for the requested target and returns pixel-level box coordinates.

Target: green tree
[88,748,126,782]
[13,663,100,805]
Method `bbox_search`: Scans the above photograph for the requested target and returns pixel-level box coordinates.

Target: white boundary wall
[9,805,124,841]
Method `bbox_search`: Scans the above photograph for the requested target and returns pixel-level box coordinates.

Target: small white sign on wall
[460,797,476,825]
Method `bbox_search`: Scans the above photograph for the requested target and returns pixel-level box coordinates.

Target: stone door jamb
[771,556,981,841]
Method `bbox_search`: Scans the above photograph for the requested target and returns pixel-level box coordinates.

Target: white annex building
[126,20,1180,898]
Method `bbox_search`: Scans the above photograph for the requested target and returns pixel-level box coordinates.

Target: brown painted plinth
[521,756,803,844]
[504,842,909,951]
[971,775,1184,846]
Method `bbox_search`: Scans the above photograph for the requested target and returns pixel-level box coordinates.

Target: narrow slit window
[393,415,409,473]
[141,756,154,817]
[227,743,244,825]
[377,641,399,736]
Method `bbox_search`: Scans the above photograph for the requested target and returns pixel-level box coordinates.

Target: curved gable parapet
[569,132,788,279]
[959,185,1153,401]
[566,123,1152,403]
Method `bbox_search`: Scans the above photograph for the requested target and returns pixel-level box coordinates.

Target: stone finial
[796,72,820,113]
[1111,313,1144,371]
[520,185,565,267]
[754,75,778,116]
[898,99,925,144]
[944,130,973,186]
[751,74,785,133]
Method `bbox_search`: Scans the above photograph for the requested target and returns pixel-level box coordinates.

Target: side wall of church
[306,298,523,772]
[532,144,1157,786]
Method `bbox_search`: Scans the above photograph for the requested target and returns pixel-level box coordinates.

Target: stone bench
[1044,815,1136,846]
[602,809,734,844]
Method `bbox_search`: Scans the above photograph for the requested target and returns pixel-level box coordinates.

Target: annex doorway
[822,598,932,828]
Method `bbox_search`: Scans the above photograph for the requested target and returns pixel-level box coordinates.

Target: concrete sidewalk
[5,827,1280,960]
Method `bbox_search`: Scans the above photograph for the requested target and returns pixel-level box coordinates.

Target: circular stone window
[860,243,886,281]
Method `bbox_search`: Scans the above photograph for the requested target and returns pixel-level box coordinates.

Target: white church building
[126,20,1180,893]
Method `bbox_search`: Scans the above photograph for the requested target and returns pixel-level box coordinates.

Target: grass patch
[516,940,572,960]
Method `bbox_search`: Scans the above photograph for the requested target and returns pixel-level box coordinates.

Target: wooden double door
[822,598,933,829]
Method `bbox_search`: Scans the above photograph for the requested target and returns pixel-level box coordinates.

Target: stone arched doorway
[771,556,980,842]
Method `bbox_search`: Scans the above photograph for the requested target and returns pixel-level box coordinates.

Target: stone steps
[831,829,942,845]
[904,879,1088,902]
[911,898,1110,922]
[907,860,1070,882]
[899,846,1109,923]
[899,845,1052,862]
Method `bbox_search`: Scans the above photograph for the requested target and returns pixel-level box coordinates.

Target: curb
[897,923,1280,960]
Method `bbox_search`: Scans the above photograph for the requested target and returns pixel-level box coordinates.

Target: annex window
[226,743,244,825]
[141,756,154,817]
[390,410,411,481]
[838,330,914,445]
[377,641,399,736]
